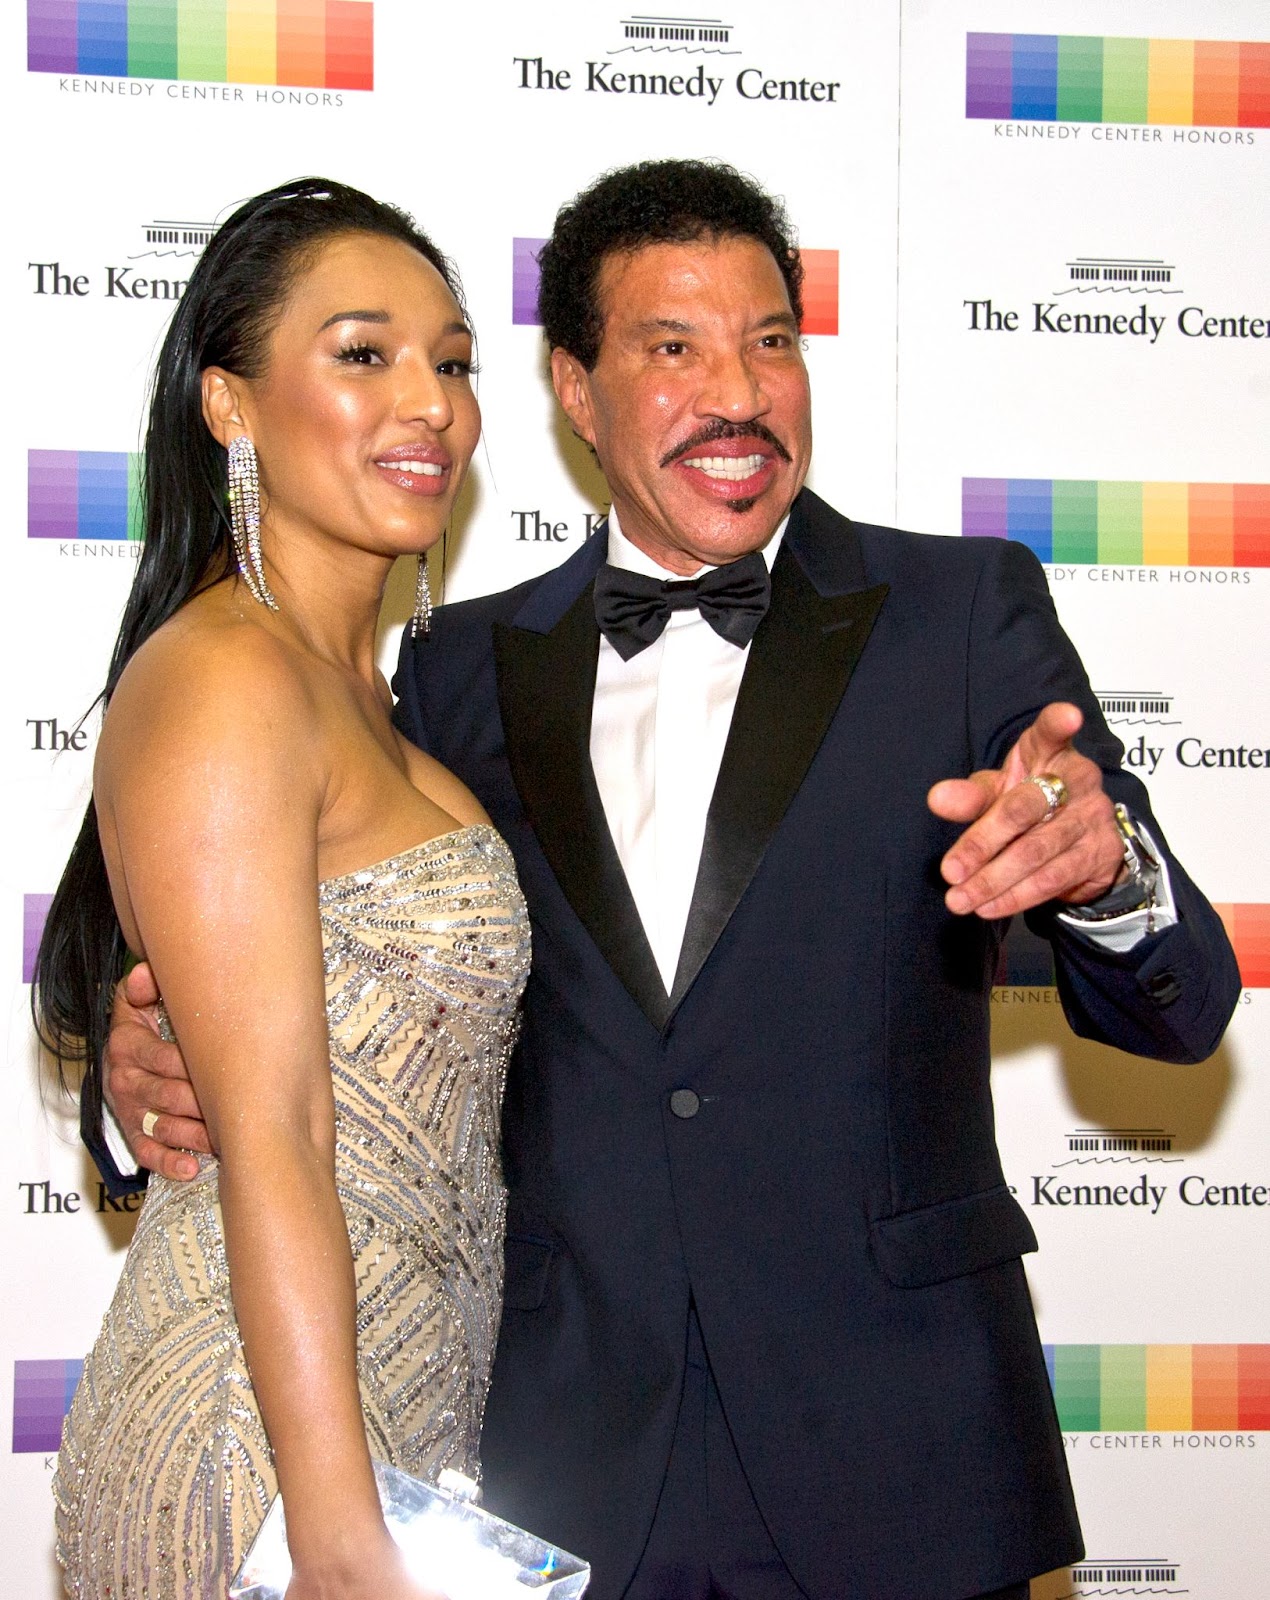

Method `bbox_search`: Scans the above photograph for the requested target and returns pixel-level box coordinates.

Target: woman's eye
[336,343,385,365]
[437,358,477,378]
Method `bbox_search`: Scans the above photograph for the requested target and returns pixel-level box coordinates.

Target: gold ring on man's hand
[1025,772,1068,823]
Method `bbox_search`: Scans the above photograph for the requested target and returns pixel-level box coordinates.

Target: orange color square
[277,0,324,86]
[1188,482,1234,565]
[1192,40,1240,126]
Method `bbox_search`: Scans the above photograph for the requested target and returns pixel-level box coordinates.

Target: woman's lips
[373,449,451,497]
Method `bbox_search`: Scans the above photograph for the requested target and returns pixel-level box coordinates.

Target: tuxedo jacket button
[669,1089,701,1119]
[1146,971,1181,1006]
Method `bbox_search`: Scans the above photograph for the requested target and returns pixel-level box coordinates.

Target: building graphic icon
[135,219,217,260]
[1060,256,1178,293]
[1065,1128,1175,1155]
[1070,1559,1183,1590]
[612,15,738,52]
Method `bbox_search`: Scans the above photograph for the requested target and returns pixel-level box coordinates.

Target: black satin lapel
[493,590,669,1030]
[669,549,889,1009]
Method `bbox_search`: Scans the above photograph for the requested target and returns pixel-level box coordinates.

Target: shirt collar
[605,501,788,579]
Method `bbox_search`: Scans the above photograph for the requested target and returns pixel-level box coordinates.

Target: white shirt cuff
[102,1102,141,1178]
[1056,821,1177,954]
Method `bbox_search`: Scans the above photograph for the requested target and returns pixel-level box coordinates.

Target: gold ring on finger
[141,1109,160,1139]
[1025,771,1068,823]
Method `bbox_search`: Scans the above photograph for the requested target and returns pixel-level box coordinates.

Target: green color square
[127,453,145,542]
[1052,481,1099,563]
[178,0,226,81]
[1096,481,1143,564]
[1101,37,1149,123]
[1101,1345,1147,1430]
[1054,1345,1101,1430]
[1057,36,1103,122]
[129,1,179,78]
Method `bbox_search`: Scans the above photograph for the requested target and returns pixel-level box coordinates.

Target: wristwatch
[1064,805,1161,932]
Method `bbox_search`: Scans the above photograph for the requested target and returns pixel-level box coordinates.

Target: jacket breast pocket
[869,1185,1039,1289]
[503,1235,555,1311]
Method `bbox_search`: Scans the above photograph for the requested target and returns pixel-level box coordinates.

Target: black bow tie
[593,552,772,661]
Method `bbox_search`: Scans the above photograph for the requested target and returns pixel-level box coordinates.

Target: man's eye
[336,343,385,365]
[657,341,688,356]
[758,333,790,349]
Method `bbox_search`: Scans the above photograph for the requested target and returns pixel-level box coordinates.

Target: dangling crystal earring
[412,552,433,638]
[227,434,278,611]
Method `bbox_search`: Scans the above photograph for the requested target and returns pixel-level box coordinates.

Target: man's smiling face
[551,234,813,576]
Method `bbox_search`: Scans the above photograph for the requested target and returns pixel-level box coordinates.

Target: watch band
[1064,805,1161,930]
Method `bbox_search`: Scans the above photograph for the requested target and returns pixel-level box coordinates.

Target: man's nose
[696,350,770,420]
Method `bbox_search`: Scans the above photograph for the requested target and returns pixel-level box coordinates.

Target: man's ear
[550,347,598,450]
[201,368,251,449]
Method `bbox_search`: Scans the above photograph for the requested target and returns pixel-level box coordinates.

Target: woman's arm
[99,629,439,1599]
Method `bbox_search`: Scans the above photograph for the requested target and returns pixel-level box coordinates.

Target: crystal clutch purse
[229,1462,590,1599]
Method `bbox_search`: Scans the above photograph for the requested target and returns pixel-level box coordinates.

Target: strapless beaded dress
[53,824,530,1599]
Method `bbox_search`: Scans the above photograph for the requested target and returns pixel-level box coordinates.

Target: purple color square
[24,894,54,984]
[12,1358,83,1453]
[966,31,1012,119]
[28,450,79,539]
[961,477,1009,538]
[512,238,546,326]
[28,0,79,73]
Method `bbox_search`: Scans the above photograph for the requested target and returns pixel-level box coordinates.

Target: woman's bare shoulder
[98,591,322,794]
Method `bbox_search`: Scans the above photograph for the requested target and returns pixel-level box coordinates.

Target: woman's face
[220,231,480,563]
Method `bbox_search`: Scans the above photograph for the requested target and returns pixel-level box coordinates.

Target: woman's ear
[201,368,250,448]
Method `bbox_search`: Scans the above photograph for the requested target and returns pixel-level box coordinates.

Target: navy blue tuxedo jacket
[392,489,1238,1600]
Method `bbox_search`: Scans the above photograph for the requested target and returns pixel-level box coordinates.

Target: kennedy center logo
[511,239,838,336]
[962,479,1270,567]
[966,33,1270,130]
[27,0,374,89]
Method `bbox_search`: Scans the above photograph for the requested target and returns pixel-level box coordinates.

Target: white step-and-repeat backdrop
[5,2,1267,1594]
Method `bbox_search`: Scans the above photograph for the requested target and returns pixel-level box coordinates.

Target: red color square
[325,0,372,90]
[800,249,838,337]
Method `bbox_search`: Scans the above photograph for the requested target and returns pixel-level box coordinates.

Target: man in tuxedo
[102,161,1239,1599]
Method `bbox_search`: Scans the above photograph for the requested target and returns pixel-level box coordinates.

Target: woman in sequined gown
[35,181,528,1600]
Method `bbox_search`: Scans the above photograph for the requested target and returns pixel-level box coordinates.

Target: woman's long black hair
[32,177,466,1144]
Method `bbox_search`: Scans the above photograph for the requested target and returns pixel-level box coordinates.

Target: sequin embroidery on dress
[53,825,530,1599]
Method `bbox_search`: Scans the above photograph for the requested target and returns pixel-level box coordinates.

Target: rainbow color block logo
[29,451,143,542]
[996,905,1270,989]
[511,239,840,336]
[27,0,373,89]
[1046,1344,1270,1431]
[967,33,1270,128]
[963,479,1270,567]
[12,1359,83,1452]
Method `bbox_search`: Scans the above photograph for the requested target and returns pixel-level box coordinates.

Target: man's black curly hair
[537,159,804,369]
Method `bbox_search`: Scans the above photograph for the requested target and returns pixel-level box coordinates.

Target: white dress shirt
[590,506,787,991]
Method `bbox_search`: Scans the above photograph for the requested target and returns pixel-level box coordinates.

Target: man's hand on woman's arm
[105,960,212,1180]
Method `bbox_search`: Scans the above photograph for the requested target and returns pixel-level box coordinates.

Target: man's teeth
[683,454,766,481]
[379,459,443,476]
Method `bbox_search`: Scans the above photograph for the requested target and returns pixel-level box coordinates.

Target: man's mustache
[660,419,792,469]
